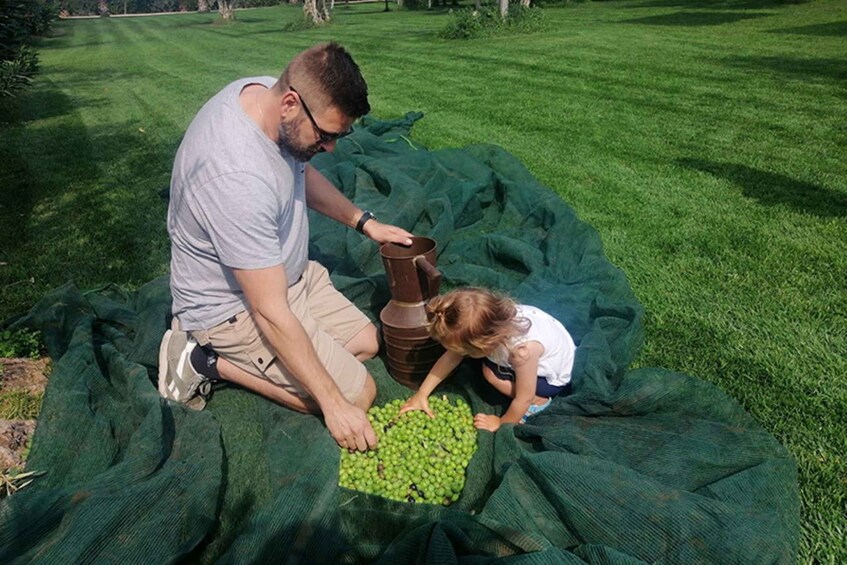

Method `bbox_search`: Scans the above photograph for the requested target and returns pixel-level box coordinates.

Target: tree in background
[303,0,330,24]
[218,0,235,20]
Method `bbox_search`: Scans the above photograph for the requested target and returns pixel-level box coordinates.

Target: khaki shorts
[190,261,370,403]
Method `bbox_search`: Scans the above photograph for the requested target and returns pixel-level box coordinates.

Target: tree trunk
[498,0,508,18]
[198,0,210,11]
[303,0,331,24]
[219,0,236,21]
[520,0,529,6]
[98,0,109,16]
[475,0,480,10]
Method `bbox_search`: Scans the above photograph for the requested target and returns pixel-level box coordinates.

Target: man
[158,42,413,452]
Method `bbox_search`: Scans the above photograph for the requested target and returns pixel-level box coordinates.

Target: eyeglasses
[290,86,351,144]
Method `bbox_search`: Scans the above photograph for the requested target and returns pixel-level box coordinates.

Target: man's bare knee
[346,324,379,362]
[353,373,377,411]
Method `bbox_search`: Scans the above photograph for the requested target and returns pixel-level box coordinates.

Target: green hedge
[0,0,57,98]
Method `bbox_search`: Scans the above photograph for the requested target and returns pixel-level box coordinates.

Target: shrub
[440,5,547,40]
[535,0,588,6]
[0,0,59,44]
[282,15,322,31]
[239,0,280,7]
[0,0,57,97]
[0,328,42,359]
[402,0,458,10]
[439,7,486,39]
[31,0,60,34]
[0,47,38,98]
[503,4,547,32]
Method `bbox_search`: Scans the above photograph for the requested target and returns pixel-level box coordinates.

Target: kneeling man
[158,42,412,452]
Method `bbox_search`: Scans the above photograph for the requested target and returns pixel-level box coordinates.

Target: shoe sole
[521,398,553,423]
[157,329,174,398]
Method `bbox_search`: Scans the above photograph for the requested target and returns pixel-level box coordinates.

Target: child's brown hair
[426,287,530,353]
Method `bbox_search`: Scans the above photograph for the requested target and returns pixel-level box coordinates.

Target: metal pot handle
[414,255,441,297]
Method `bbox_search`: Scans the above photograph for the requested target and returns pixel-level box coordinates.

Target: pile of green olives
[339,396,477,505]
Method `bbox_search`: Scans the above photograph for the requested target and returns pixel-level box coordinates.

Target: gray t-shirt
[168,77,309,331]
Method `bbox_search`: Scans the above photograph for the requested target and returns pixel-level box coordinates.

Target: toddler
[401,287,576,431]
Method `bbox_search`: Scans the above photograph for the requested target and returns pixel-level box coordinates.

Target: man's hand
[324,400,378,452]
[363,220,413,246]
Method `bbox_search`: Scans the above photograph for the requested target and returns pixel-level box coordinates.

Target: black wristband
[355,210,376,234]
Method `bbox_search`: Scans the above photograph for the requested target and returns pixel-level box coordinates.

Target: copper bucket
[379,237,445,389]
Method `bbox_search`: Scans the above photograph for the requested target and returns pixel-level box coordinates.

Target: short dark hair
[279,42,370,119]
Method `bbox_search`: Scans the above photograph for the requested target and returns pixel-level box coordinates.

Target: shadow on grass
[620,0,807,9]
[678,158,847,218]
[636,310,779,411]
[195,25,288,38]
[769,20,847,36]
[722,55,847,84]
[0,87,77,125]
[334,8,396,16]
[0,83,172,319]
[31,67,144,103]
[620,11,769,26]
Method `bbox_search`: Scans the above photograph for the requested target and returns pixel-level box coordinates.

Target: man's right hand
[233,265,379,451]
[324,400,378,452]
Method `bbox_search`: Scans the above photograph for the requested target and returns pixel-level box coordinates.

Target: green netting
[0,113,799,563]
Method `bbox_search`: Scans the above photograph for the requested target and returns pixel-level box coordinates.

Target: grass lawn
[1,0,845,561]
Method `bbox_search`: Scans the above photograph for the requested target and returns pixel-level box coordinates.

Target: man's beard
[277,119,321,163]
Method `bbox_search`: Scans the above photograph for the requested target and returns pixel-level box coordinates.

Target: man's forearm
[253,308,346,412]
[304,164,361,228]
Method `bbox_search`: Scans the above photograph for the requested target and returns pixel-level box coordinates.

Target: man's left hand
[363,221,413,246]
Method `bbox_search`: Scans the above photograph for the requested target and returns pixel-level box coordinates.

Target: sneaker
[520,397,552,424]
[157,329,212,410]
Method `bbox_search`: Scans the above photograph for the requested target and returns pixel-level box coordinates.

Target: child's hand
[473,413,501,432]
[400,394,434,418]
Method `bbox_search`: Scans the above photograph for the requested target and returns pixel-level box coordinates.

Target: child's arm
[400,350,465,417]
[474,341,543,432]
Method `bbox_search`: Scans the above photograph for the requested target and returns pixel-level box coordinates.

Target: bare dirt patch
[1,358,49,394]
[1,357,49,471]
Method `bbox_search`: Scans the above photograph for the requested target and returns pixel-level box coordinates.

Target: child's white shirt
[487,305,576,387]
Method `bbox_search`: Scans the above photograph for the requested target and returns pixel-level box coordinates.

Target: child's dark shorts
[482,358,571,398]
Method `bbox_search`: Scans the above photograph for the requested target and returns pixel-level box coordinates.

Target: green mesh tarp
[0,113,799,563]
